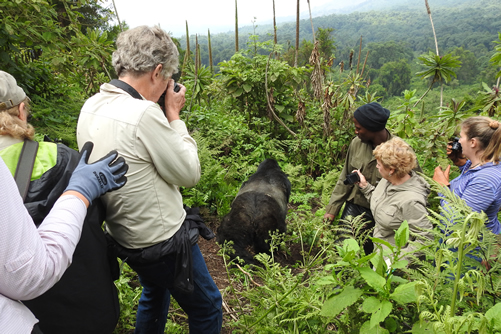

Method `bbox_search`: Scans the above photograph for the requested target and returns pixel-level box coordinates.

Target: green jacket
[325,132,422,217]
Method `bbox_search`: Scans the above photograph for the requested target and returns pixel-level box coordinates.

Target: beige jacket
[360,171,432,256]
[325,132,393,217]
[77,83,200,249]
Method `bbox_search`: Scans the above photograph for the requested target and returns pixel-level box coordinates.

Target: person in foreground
[0,70,121,333]
[354,137,433,263]
[0,143,127,334]
[433,116,501,235]
[77,25,222,333]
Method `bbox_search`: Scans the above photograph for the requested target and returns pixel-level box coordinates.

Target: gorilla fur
[217,159,291,264]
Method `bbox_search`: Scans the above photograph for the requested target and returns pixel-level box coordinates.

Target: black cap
[353,102,390,132]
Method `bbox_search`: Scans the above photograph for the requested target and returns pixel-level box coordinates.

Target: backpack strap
[14,139,39,202]
[109,79,143,100]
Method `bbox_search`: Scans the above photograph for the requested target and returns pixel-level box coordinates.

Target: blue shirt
[444,160,501,234]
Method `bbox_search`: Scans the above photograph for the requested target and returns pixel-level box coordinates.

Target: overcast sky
[108,0,332,37]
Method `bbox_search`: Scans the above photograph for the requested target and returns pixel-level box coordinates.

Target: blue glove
[65,142,128,204]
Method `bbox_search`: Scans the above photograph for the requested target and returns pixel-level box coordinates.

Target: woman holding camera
[354,137,433,257]
[433,116,501,234]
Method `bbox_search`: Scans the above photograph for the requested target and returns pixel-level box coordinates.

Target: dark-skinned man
[324,102,421,255]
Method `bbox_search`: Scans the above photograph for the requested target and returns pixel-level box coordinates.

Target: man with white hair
[77,25,222,333]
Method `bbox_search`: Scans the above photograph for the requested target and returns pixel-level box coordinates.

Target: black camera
[157,82,181,110]
[451,137,462,151]
[343,172,360,185]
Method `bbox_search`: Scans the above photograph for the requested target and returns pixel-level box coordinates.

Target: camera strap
[109,79,143,100]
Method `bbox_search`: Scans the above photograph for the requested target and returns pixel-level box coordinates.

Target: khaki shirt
[325,131,421,217]
[77,83,201,249]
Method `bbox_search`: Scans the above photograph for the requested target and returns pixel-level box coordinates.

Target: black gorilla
[217,159,291,264]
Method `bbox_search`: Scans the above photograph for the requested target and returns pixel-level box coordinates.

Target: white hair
[112,25,179,79]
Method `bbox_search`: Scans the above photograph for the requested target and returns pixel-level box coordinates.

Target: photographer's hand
[446,141,467,167]
[163,79,186,122]
[354,170,368,189]
[433,165,450,186]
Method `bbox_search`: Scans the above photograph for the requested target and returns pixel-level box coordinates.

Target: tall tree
[273,0,278,59]
[307,0,316,43]
[377,59,412,96]
[295,0,299,67]
[235,0,239,52]
[425,0,439,56]
[414,52,461,107]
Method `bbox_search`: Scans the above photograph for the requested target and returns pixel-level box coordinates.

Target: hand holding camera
[343,171,360,185]
[446,137,467,167]
[344,170,368,189]
[157,80,185,122]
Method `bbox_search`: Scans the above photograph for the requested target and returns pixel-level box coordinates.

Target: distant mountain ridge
[312,0,476,16]
[250,0,479,28]
[181,0,500,68]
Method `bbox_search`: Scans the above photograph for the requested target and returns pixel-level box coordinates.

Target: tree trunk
[440,82,444,109]
[413,81,434,107]
[295,0,299,67]
[235,0,239,52]
[273,0,278,59]
[110,0,123,32]
[307,0,316,43]
[425,0,439,56]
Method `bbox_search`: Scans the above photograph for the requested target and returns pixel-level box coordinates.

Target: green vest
[0,141,58,181]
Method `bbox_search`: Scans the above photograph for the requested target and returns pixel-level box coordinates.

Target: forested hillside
[185,0,500,71]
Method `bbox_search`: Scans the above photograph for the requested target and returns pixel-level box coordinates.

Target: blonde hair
[0,97,35,140]
[373,137,417,178]
[462,116,501,165]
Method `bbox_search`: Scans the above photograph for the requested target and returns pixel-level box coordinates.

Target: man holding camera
[77,25,222,334]
[324,102,394,255]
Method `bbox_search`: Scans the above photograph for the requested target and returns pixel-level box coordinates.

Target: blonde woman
[0,71,125,333]
[434,116,501,234]
[354,137,432,257]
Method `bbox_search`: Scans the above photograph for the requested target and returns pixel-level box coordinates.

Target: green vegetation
[2,0,501,333]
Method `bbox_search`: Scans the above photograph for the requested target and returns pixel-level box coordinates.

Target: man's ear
[152,64,163,81]
[17,102,27,122]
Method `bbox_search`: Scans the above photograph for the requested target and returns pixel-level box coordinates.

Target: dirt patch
[197,210,309,333]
